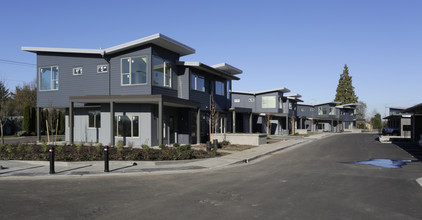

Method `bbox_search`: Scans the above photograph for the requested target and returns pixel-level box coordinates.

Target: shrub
[173,143,180,148]
[76,143,83,152]
[116,141,124,152]
[16,143,23,153]
[6,144,13,153]
[41,141,48,152]
[128,141,134,149]
[17,130,28,137]
[141,144,149,150]
[159,144,168,150]
[0,143,3,151]
[95,143,102,153]
[220,140,230,146]
[56,146,63,152]
[24,145,33,153]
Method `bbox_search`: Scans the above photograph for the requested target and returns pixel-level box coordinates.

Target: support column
[285,116,288,135]
[232,111,236,133]
[69,102,74,145]
[331,119,334,132]
[37,107,41,142]
[110,101,114,146]
[158,100,163,145]
[196,108,200,144]
[249,112,252,133]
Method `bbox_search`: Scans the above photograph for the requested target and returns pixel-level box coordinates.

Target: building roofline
[231,87,291,95]
[177,61,240,80]
[211,63,243,75]
[22,33,195,56]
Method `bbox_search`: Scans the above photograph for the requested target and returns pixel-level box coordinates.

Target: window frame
[88,111,101,129]
[39,65,59,91]
[115,114,140,138]
[97,64,108,73]
[191,73,205,92]
[73,67,83,76]
[215,81,225,96]
[152,56,172,88]
[121,56,148,86]
[262,96,276,108]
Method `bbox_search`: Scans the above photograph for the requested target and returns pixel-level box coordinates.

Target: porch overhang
[69,94,201,109]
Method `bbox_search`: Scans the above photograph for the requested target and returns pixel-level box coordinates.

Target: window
[39,66,59,91]
[116,115,139,137]
[73,67,83,75]
[215,81,225,96]
[191,74,205,92]
[317,123,325,130]
[248,98,255,102]
[301,108,305,112]
[289,103,292,110]
[153,57,172,88]
[310,107,314,112]
[226,81,230,99]
[88,111,101,128]
[318,107,328,115]
[279,97,283,109]
[234,99,240,103]
[97,64,108,73]
[262,96,276,108]
[329,107,335,115]
[121,57,147,85]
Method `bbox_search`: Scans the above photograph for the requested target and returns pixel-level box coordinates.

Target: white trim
[97,64,108,73]
[231,87,291,95]
[120,56,148,86]
[72,67,83,76]
[39,65,59,91]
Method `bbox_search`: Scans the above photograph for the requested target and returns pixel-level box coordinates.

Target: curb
[417,177,422,188]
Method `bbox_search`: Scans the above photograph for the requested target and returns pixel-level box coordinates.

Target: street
[1,133,422,219]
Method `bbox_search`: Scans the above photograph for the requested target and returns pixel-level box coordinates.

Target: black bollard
[213,139,218,151]
[49,146,55,174]
[206,141,211,152]
[104,146,109,172]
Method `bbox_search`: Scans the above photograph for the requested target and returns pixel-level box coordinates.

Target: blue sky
[1,0,421,118]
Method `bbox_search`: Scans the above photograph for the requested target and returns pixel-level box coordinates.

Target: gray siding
[232,93,255,110]
[37,53,109,107]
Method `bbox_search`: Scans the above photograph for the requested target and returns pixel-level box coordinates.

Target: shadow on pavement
[0,165,44,175]
[392,141,422,162]
[55,164,93,174]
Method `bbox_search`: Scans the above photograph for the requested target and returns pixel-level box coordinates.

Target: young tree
[371,113,382,130]
[10,81,36,116]
[334,65,358,105]
[0,80,11,143]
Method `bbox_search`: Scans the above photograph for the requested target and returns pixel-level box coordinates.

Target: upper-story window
[279,97,283,109]
[97,64,108,73]
[191,74,205,92]
[289,103,292,110]
[234,98,240,103]
[262,96,276,108]
[39,66,59,91]
[153,57,172,88]
[215,81,224,96]
[226,81,230,99]
[73,67,82,76]
[318,106,328,115]
[329,107,336,115]
[121,56,147,85]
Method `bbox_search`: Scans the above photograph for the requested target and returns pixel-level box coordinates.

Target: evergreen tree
[30,107,36,134]
[22,104,30,132]
[334,64,358,105]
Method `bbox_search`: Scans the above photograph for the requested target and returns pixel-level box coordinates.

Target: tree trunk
[0,120,4,144]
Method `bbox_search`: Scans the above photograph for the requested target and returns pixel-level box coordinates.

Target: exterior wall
[255,92,283,113]
[37,53,108,108]
[232,93,256,110]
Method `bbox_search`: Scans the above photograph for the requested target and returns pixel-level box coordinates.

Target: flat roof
[211,63,243,75]
[177,61,240,80]
[22,33,195,56]
[231,87,291,95]
[403,103,422,113]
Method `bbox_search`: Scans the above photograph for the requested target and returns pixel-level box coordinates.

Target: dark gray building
[383,107,411,137]
[23,33,242,146]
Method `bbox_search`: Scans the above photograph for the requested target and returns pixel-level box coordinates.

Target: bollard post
[49,146,55,174]
[206,141,211,152]
[104,146,109,172]
[213,139,218,151]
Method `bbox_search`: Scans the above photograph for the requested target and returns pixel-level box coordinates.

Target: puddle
[349,159,412,168]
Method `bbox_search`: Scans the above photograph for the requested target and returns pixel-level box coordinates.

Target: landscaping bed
[0,143,220,161]
[196,141,258,152]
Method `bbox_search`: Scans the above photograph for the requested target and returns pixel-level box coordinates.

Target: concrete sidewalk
[0,133,333,179]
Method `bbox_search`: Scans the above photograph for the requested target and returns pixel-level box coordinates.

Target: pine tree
[334,64,358,105]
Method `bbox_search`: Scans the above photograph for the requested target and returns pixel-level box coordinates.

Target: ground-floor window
[317,123,325,130]
[88,111,101,128]
[115,115,139,137]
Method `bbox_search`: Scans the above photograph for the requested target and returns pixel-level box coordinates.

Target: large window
[88,111,101,128]
[329,107,336,115]
[318,107,328,115]
[262,96,276,108]
[121,57,147,85]
[226,81,230,99]
[215,81,224,96]
[191,74,205,92]
[39,66,59,91]
[153,57,172,88]
[116,115,139,137]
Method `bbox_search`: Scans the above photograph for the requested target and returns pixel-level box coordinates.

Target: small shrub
[159,144,168,150]
[95,143,102,153]
[76,143,83,152]
[17,130,28,137]
[41,141,48,152]
[141,144,149,150]
[16,143,23,153]
[56,146,63,152]
[0,143,4,151]
[220,140,230,146]
[6,144,13,153]
[128,142,134,150]
[116,141,124,152]
[24,145,33,153]
[173,143,180,148]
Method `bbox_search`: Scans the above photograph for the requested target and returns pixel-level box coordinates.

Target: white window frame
[121,56,148,86]
[88,111,101,128]
[152,56,172,88]
[115,114,140,138]
[329,107,336,115]
[279,97,283,109]
[97,64,108,73]
[73,67,83,76]
[234,99,240,103]
[191,73,205,92]
[39,66,59,91]
[262,96,276,108]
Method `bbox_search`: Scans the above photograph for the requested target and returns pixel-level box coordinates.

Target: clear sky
[1,0,421,118]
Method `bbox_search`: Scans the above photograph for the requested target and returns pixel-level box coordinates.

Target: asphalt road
[1,133,422,219]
